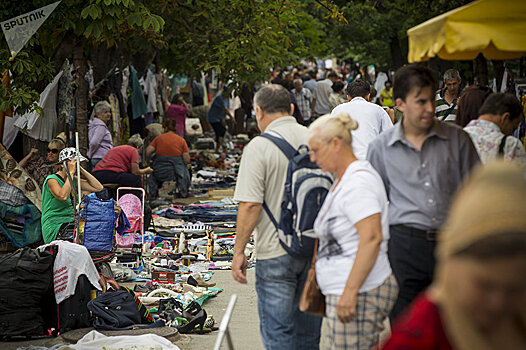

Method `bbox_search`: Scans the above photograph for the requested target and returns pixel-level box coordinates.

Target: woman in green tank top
[41,149,104,243]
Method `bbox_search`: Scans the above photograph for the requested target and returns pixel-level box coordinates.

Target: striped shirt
[435,89,458,122]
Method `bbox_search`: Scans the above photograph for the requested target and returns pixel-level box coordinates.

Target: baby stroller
[115,188,146,271]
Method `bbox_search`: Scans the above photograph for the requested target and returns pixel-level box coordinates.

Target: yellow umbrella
[407,0,526,62]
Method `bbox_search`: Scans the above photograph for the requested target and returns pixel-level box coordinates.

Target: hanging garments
[14,71,63,142]
[56,59,74,135]
[145,68,158,114]
[129,66,148,120]
[108,94,120,146]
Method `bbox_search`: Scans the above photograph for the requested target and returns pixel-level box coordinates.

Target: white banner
[1,1,61,58]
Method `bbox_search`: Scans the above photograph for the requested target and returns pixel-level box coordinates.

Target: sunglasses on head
[47,148,59,154]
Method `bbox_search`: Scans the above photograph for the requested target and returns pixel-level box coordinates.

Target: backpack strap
[440,100,457,121]
[259,133,297,230]
[260,133,297,160]
[498,135,508,156]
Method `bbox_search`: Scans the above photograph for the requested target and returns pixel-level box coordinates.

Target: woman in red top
[92,134,153,188]
[383,162,526,350]
[146,119,191,198]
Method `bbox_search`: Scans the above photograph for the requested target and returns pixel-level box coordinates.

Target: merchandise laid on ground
[0,137,254,349]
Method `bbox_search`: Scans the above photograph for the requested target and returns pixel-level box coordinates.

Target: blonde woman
[308,112,398,349]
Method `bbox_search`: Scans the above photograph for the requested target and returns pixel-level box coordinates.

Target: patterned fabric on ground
[324,274,398,350]
[0,143,42,210]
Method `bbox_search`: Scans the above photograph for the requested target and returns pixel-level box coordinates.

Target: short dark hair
[478,93,523,120]
[331,81,345,93]
[171,93,182,105]
[393,65,437,101]
[254,84,291,115]
[455,86,491,127]
[346,79,370,98]
[327,72,338,79]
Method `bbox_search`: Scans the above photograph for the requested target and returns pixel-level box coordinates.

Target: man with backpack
[233,84,322,349]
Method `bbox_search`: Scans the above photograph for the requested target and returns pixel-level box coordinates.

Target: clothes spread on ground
[14,71,63,142]
[59,330,180,350]
[38,240,102,304]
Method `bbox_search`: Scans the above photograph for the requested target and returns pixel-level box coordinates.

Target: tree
[324,0,473,70]
[0,0,164,152]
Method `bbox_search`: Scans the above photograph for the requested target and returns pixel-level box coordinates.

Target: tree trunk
[475,54,489,86]
[389,35,405,69]
[492,60,505,92]
[73,46,89,157]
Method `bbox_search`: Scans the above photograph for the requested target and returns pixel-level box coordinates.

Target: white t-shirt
[314,160,391,295]
[331,97,393,160]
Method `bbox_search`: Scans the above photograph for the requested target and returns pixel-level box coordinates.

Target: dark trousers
[92,170,142,188]
[388,225,437,320]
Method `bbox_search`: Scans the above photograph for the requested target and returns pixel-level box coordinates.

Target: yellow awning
[407,0,526,62]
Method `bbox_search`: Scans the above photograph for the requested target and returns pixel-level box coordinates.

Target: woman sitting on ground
[308,112,398,349]
[146,119,191,198]
[92,134,153,188]
[88,101,113,168]
[383,161,526,350]
[41,148,104,243]
[20,133,67,188]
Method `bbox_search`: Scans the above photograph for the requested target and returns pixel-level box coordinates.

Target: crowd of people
[232,64,526,349]
[10,57,525,348]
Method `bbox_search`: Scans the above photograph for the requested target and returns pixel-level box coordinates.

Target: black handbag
[87,290,141,330]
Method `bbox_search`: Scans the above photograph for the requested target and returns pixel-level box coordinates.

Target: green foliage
[326,0,473,69]
[0,0,164,116]
[155,0,335,88]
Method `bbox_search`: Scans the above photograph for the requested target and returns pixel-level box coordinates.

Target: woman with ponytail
[308,112,398,349]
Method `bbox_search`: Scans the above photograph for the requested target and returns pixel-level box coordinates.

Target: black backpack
[0,247,54,337]
[87,290,141,330]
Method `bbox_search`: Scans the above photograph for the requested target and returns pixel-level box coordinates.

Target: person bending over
[92,134,153,188]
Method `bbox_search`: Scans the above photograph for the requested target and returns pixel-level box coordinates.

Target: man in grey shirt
[311,72,338,117]
[366,65,480,319]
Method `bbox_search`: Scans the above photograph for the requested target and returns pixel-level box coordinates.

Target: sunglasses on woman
[47,148,59,154]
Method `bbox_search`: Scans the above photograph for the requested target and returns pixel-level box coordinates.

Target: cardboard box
[152,271,176,284]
